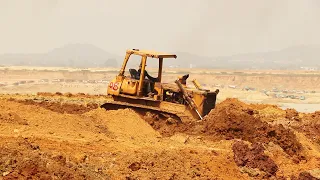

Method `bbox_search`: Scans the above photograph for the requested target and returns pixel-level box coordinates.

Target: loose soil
[145,98,303,158]
[232,141,278,177]
[0,94,319,179]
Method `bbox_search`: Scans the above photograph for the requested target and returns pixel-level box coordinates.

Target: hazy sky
[0,0,319,56]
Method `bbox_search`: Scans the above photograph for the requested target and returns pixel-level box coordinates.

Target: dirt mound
[300,123,320,144]
[311,111,320,119]
[84,108,161,141]
[0,112,28,125]
[291,171,320,180]
[296,111,320,144]
[142,99,303,158]
[203,98,303,157]
[140,111,194,137]
[232,141,278,176]
[13,99,98,114]
[0,137,105,179]
[304,111,320,122]
[285,108,300,121]
[257,106,286,122]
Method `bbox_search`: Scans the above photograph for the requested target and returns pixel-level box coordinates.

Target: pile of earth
[232,141,278,178]
[285,108,301,121]
[295,111,320,144]
[202,98,303,158]
[145,98,303,159]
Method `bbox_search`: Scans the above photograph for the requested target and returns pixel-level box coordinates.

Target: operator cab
[109,49,177,98]
[128,63,158,96]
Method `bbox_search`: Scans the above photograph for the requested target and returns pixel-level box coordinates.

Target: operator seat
[129,69,139,80]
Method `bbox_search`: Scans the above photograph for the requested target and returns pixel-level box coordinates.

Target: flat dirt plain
[0,66,319,179]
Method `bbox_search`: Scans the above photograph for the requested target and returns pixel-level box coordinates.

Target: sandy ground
[0,93,319,179]
[1,66,319,107]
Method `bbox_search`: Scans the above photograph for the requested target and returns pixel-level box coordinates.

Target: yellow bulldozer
[102,49,219,122]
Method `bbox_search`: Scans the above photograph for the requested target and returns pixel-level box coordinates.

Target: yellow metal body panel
[121,78,139,95]
[191,93,205,116]
[107,77,123,96]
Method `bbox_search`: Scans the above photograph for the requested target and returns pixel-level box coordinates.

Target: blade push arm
[175,80,203,120]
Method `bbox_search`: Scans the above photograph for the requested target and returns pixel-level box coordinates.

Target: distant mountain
[145,45,320,69]
[0,43,122,68]
[45,44,122,67]
[0,44,319,70]
[209,45,320,69]
[162,45,320,69]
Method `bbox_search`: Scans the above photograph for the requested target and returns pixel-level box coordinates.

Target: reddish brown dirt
[232,141,278,176]
[0,137,105,180]
[202,98,303,158]
[285,108,301,121]
[302,111,320,122]
[295,111,320,145]
[141,111,199,137]
[291,171,320,180]
[145,98,303,158]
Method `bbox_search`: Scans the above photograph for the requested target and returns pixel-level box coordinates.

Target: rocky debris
[291,171,320,180]
[128,162,141,171]
[239,167,264,177]
[285,108,301,121]
[232,141,278,176]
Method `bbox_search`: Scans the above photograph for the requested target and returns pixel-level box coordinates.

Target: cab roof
[126,49,177,59]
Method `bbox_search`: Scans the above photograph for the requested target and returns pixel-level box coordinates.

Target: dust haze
[1,0,320,56]
[1,1,320,179]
